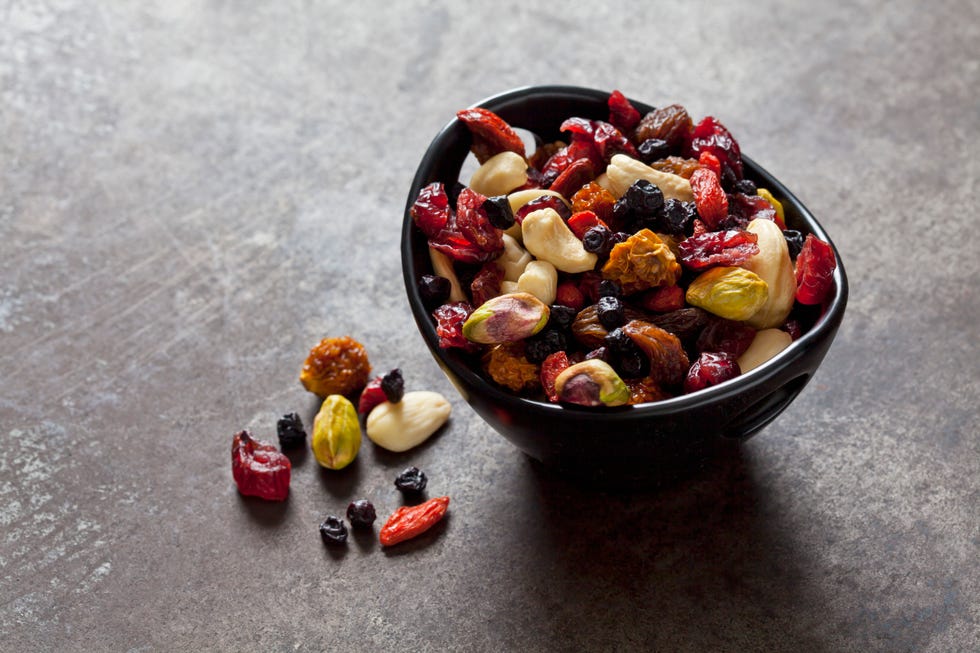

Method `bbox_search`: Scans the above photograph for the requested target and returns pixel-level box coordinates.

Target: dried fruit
[637,138,671,163]
[635,284,685,313]
[553,359,630,407]
[319,516,348,545]
[571,182,616,224]
[463,292,550,344]
[456,107,526,164]
[567,210,608,240]
[795,234,837,305]
[432,301,480,351]
[677,229,760,271]
[540,350,571,402]
[684,352,741,393]
[686,266,769,321]
[737,328,793,373]
[418,274,452,310]
[521,208,598,273]
[582,225,613,256]
[698,151,722,177]
[555,281,586,311]
[483,195,516,229]
[358,375,387,415]
[622,320,690,388]
[625,377,671,404]
[561,117,638,162]
[470,262,504,307]
[602,229,682,293]
[311,395,361,470]
[782,229,805,258]
[380,496,450,547]
[300,336,371,398]
[276,413,307,450]
[515,194,572,224]
[689,167,728,230]
[346,500,377,528]
[482,342,540,392]
[696,319,756,358]
[648,156,701,179]
[456,187,503,254]
[685,116,743,180]
[741,218,797,328]
[549,157,596,199]
[366,391,451,452]
[524,329,567,364]
[411,182,451,239]
[231,431,291,501]
[633,104,693,152]
[380,368,404,404]
[394,466,428,494]
[608,89,641,132]
[596,296,626,330]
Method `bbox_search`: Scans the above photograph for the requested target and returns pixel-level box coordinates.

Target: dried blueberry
[394,466,428,494]
[625,179,664,217]
[598,280,621,298]
[418,275,451,310]
[582,225,612,256]
[783,229,805,258]
[615,348,649,379]
[604,327,634,355]
[596,296,626,330]
[585,346,611,363]
[380,368,404,404]
[609,232,631,246]
[637,138,671,163]
[319,516,348,545]
[482,195,515,229]
[661,199,695,236]
[525,329,567,364]
[548,304,577,331]
[277,412,307,450]
[733,179,757,195]
[346,500,377,528]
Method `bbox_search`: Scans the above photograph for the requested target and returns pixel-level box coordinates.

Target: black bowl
[401,85,847,485]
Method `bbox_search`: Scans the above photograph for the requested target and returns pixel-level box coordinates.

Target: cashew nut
[606,154,693,201]
[737,328,792,373]
[469,151,528,197]
[742,218,795,329]
[428,246,466,302]
[517,260,558,305]
[521,208,597,274]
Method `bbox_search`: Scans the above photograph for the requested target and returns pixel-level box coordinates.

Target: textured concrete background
[1,0,978,651]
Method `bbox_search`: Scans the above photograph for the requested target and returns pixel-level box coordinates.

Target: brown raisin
[633,105,693,151]
[648,156,701,179]
[650,308,712,343]
[300,336,371,397]
[622,320,690,388]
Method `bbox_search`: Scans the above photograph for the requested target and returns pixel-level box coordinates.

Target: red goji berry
[540,351,571,403]
[456,108,526,164]
[555,281,585,311]
[231,431,291,501]
[698,151,721,177]
[379,496,450,546]
[567,210,608,240]
[608,90,641,132]
[689,167,729,230]
[795,234,836,305]
[636,284,686,312]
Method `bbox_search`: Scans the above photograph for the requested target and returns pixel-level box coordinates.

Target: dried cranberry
[689,167,729,230]
[456,107,526,164]
[685,116,743,180]
[560,117,637,163]
[684,352,741,393]
[456,187,502,253]
[795,234,836,305]
[696,320,756,358]
[540,350,571,402]
[358,375,387,414]
[410,182,450,239]
[432,302,480,351]
[515,194,571,223]
[608,90,641,132]
[677,229,760,271]
[549,158,595,198]
[730,192,781,229]
[470,262,504,307]
[231,431,291,501]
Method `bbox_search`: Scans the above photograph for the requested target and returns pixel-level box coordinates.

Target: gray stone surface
[1,0,977,651]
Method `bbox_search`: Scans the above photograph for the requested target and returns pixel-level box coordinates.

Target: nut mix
[411,91,838,406]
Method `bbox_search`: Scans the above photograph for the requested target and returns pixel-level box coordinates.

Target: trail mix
[411,91,837,407]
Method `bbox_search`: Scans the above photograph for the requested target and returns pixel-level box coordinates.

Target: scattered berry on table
[319,516,348,545]
[276,413,307,450]
[231,431,291,501]
[346,500,377,528]
[380,369,405,404]
[394,466,428,494]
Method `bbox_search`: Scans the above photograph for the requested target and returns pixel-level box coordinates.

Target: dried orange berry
[482,342,540,393]
[648,156,701,179]
[571,181,616,224]
[300,336,371,397]
[602,229,682,294]
[625,377,672,405]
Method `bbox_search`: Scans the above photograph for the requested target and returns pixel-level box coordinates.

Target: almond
[366,391,451,452]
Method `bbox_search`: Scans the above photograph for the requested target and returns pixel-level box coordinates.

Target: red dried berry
[689,167,729,230]
[555,281,586,311]
[677,229,760,271]
[540,350,571,403]
[549,157,595,198]
[691,219,708,237]
[636,284,686,312]
[456,107,526,164]
[576,271,605,304]
[456,187,503,254]
[432,302,481,352]
[358,375,387,414]
[567,210,608,240]
[470,262,504,307]
[782,319,803,341]
[608,90,641,132]
[684,352,741,394]
[428,230,499,264]
[231,431,291,501]
[730,192,784,230]
[698,151,722,177]
[410,182,450,239]
[795,234,836,305]
[379,496,450,547]
[696,320,756,358]
[686,116,743,180]
[515,194,571,224]
[561,117,638,163]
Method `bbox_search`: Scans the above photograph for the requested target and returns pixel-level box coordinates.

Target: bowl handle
[722,374,811,440]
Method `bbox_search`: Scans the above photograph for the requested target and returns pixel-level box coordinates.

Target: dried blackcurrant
[625,179,665,217]
[615,348,650,379]
[661,199,696,236]
[525,329,567,364]
[319,516,348,545]
[597,279,621,298]
[637,138,671,163]
[381,368,404,404]
[277,412,307,450]
[346,500,377,528]
[548,304,577,331]
[395,466,428,494]
[419,275,452,310]
[482,195,515,229]
[582,225,612,256]
[783,229,805,259]
[733,179,757,195]
[603,327,634,355]
[596,296,626,330]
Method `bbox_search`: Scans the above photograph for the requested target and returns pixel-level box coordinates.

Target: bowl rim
[401,84,848,417]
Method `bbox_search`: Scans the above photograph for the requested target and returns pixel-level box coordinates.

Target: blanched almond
[366,391,451,453]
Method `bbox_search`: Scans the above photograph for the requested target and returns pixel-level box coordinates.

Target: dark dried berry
[783,229,805,258]
[733,179,757,195]
[661,199,696,236]
[637,138,671,163]
[610,197,633,231]
[548,304,577,331]
[696,320,756,358]
[346,500,377,528]
[596,296,626,330]
[418,275,451,310]
[395,466,428,493]
[684,352,741,394]
[525,329,567,364]
[483,195,515,229]
[319,516,348,545]
[277,412,307,450]
[582,225,612,256]
[625,179,665,217]
[381,369,404,403]
[598,279,621,298]
[604,327,634,355]
[609,232,631,246]
[615,348,650,379]
[585,346,611,362]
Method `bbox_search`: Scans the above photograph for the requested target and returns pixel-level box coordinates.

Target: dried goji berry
[549,157,595,198]
[698,151,721,177]
[358,375,387,414]
[456,187,503,254]
[540,350,571,402]
[607,89,641,132]
[686,116,743,180]
[432,302,481,352]
[470,261,504,307]
[676,229,760,271]
[795,234,836,305]
[636,284,686,312]
[231,431,291,501]
[410,182,450,239]
[689,167,729,230]
[567,210,608,240]
[379,496,450,547]
[456,107,525,164]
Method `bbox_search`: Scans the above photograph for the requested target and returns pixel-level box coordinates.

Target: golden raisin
[571,181,617,224]
[648,156,701,179]
[602,229,682,294]
[622,320,690,388]
[300,336,371,397]
[482,342,540,393]
[625,376,672,405]
[633,105,693,150]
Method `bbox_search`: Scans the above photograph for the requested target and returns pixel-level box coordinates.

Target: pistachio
[606,154,693,201]
[741,218,795,329]
[521,208,598,273]
[737,328,792,373]
[686,266,769,321]
[517,260,558,305]
[366,390,451,452]
[311,395,361,470]
[554,359,630,407]
[469,151,528,197]
[462,292,550,344]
